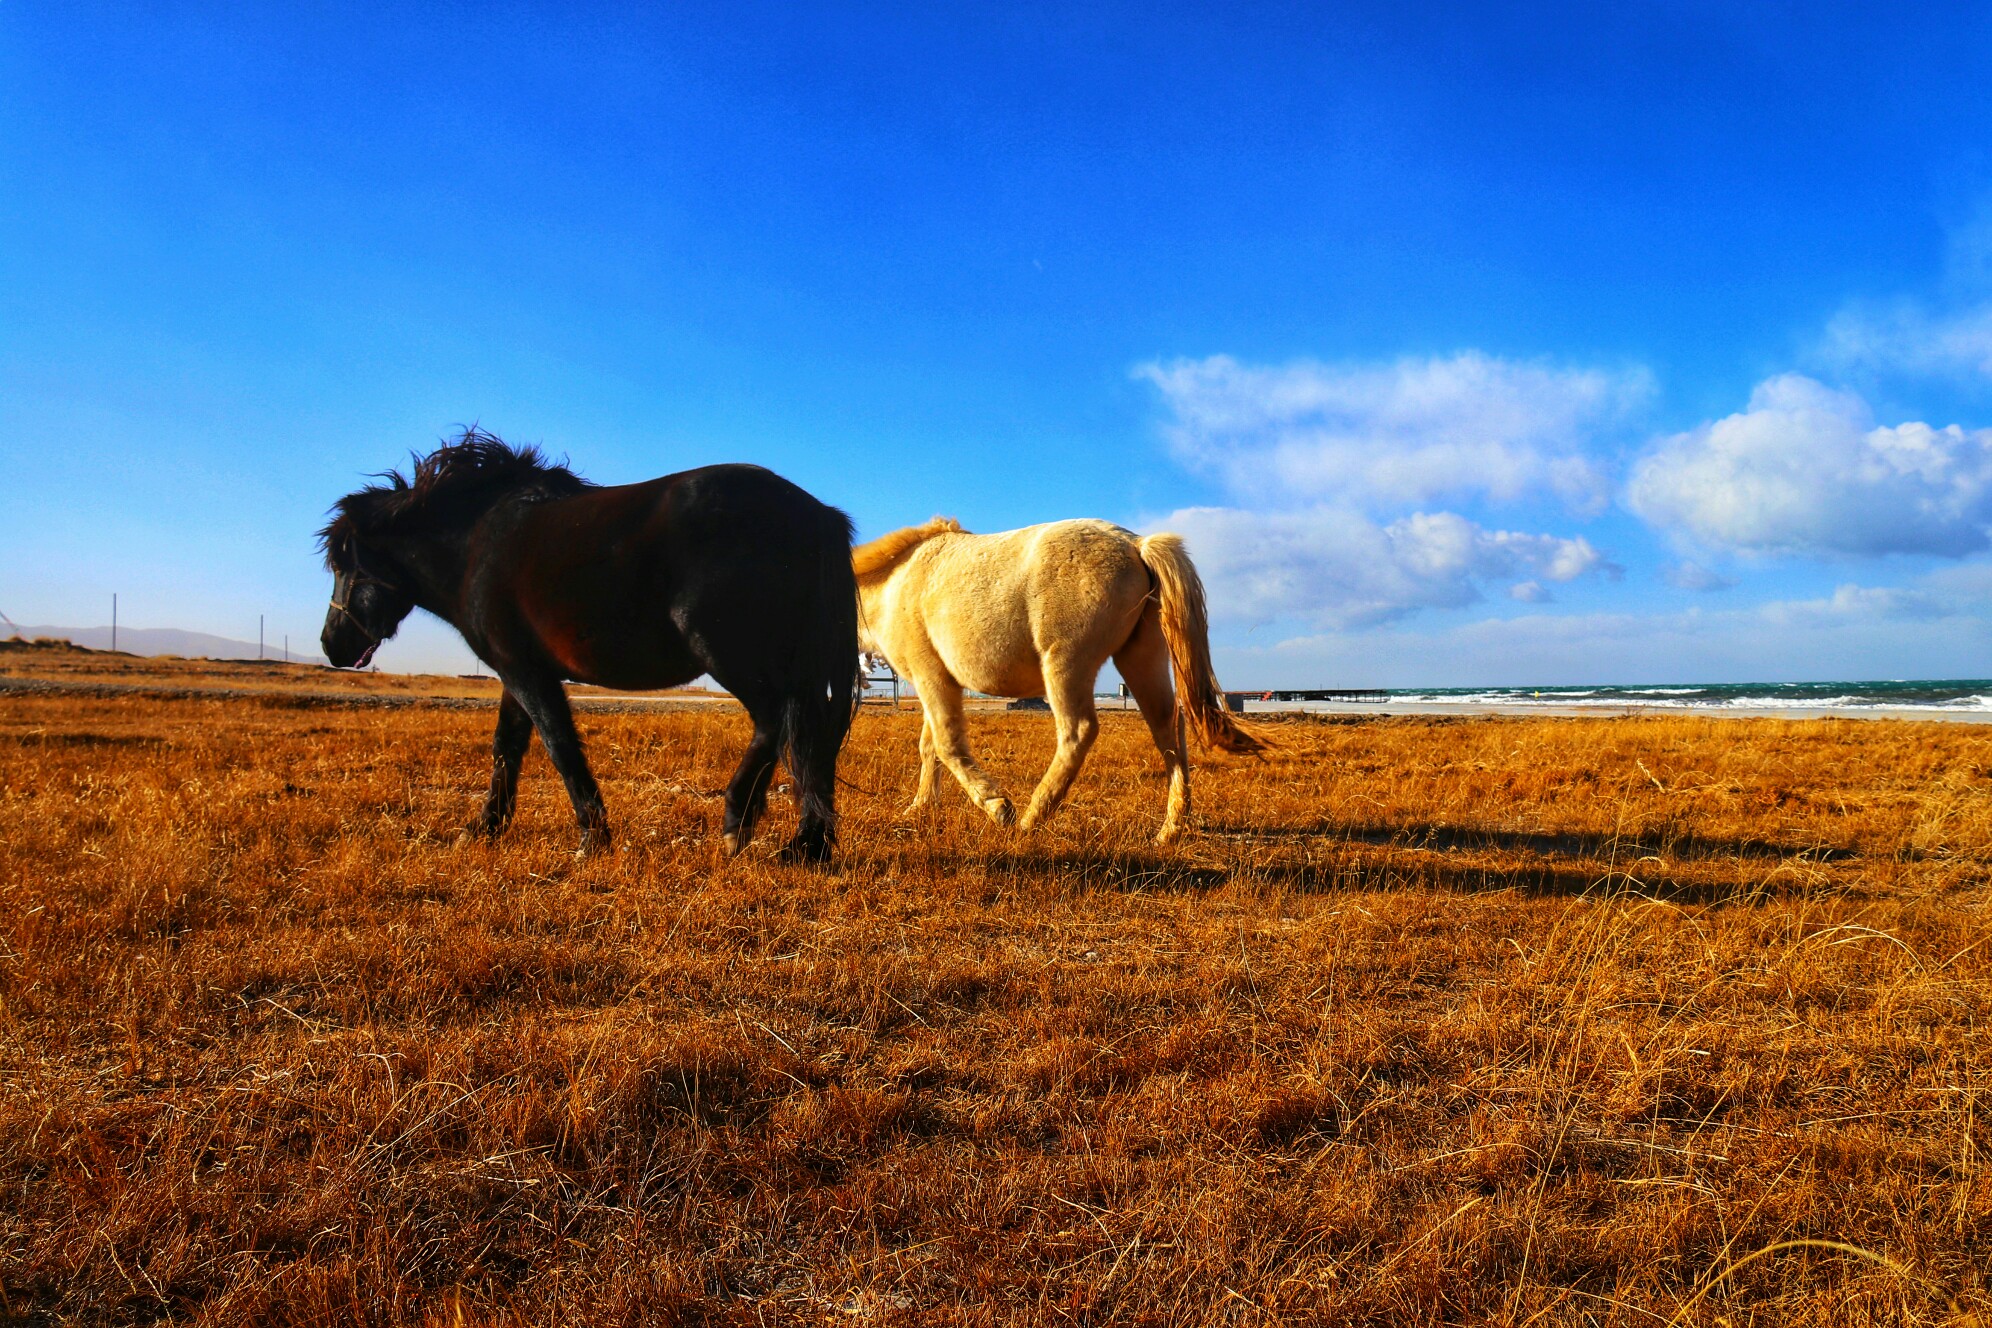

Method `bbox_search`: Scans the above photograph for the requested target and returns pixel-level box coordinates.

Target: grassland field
[1,642,1988,1325]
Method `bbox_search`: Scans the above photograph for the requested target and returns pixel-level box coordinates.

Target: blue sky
[4,3,1990,684]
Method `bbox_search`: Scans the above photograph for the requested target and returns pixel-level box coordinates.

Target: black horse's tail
[780,504,859,854]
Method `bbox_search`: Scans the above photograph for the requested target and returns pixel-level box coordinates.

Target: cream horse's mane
[852,516,964,579]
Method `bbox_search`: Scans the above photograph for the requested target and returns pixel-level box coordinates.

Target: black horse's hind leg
[779,765,836,864]
[508,674,611,854]
[470,688,534,839]
[781,698,844,865]
[721,707,782,856]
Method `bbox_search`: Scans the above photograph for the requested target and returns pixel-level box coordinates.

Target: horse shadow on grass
[933,822,1855,905]
[1203,818,1857,866]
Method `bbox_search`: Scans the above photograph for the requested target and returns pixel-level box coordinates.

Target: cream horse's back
[855,517,1266,842]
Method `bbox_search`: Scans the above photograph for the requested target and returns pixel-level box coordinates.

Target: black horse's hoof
[576,826,613,858]
[777,832,833,866]
[458,819,501,847]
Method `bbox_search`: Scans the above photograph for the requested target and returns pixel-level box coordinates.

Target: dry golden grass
[2,649,1989,1324]
[0,637,712,704]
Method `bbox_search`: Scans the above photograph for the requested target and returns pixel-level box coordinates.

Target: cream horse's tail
[1135,534,1273,756]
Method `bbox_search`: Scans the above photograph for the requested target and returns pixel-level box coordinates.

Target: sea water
[1375,679,1992,714]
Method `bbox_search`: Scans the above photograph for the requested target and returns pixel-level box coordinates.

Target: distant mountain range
[9,625,330,667]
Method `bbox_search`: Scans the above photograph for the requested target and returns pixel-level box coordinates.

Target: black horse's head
[318,429,590,669]
[318,509,415,670]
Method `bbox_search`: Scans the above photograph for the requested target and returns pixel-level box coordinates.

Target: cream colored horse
[854,517,1266,842]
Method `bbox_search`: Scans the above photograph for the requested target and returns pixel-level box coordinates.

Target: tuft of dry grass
[1,650,1988,1324]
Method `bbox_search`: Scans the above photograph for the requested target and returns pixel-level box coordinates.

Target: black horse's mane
[321,428,592,564]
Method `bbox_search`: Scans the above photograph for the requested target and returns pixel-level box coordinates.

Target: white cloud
[1205,568,1990,689]
[1136,352,1651,511]
[1508,580,1552,603]
[1758,582,1947,626]
[1920,559,1992,604]
[1627,374,1992,557]
[1815,205,1992,382]
[1819,301,1992,381]
[1159,505,1616,629]
[1663,561,1735,593]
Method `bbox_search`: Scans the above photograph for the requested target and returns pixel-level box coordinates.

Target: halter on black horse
[325,550,394,668]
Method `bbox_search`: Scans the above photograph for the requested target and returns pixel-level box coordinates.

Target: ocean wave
[1307,681,1992,714]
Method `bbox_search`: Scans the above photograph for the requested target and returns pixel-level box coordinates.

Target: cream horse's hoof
[985,797,1015,827]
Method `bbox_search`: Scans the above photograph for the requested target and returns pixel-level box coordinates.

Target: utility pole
[284,634,289,664]
[112,594,117,652]
[259,614,264,660]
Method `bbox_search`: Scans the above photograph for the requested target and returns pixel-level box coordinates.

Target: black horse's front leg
[507,674,611,855]
[470,688,534,839]
[721,715,782,856]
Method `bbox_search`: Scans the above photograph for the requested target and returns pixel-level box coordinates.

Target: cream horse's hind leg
[1113,606,1189,843]
[906,712,944,813]
[913,671,1016,825]
[1017,657,1102,832]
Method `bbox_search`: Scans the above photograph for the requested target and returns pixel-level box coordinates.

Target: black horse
[319,429,858,862]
